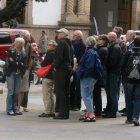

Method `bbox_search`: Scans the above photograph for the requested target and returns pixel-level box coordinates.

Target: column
[78,0,85,15]
[67,0,74,15]
[27,0,33,24]
[1,0,6,9]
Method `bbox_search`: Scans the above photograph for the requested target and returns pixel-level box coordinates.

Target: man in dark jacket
[70,30,86,111]
[53,28,73,119]
[121,37,140,126]
[103,32,123,118]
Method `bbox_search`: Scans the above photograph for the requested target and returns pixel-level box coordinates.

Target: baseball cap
[56,28,69,35]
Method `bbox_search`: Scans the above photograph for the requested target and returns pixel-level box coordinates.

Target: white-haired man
[126,30,136,50]
[70,30,86,111]
[16,30,36,114]
[103,32,123,118]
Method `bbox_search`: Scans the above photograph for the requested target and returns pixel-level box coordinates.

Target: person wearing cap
[53,28,73,119]
[93,34,109,118]
[38,40,57,118]
[70,30,86,111]
[38,31,48,59]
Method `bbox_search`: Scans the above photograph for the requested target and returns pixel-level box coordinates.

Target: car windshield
[12,32,21,38]
[0,33,13,44]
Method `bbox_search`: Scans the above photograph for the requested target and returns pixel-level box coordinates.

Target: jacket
[41,50,55,79]
[77,47,98,80]
[97,45,108,86]
[121,47,140,83]
[6,48,27,77]
[53,38,73,70]
[107,42,123,75]
[72,39,86,64]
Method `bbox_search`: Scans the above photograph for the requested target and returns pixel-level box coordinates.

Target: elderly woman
[77,36,101,122]
[6,38,27,116]
[38,40,57,118]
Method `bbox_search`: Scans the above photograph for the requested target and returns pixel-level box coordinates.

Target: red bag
[36,64,52,78]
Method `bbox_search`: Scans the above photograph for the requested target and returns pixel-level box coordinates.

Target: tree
[0,0,48,26]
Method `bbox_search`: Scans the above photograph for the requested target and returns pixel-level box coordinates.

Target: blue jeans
[6,72,22,113]
[80,77,97,112]
[106,73,121,115]
[125,83,140,121]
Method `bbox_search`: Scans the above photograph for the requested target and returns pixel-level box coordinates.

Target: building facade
[1,0,140,42]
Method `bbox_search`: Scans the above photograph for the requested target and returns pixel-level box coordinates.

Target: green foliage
[0,0,48,24]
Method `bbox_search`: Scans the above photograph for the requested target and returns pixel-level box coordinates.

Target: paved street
[0,83,140,140]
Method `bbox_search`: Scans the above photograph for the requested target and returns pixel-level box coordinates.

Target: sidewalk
[0,83,139,140]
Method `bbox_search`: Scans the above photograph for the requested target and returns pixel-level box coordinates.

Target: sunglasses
[47,44,53,46]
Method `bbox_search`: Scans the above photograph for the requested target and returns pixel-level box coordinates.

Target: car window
[12,32,21,38]
[0,33,13,44]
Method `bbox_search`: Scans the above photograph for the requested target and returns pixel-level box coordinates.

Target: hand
[9,57,14,62]
[20,62,23,66]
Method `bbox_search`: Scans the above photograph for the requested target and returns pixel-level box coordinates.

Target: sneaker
[132,118,140,126]
[125,120,133,124]
[38,113,51,118]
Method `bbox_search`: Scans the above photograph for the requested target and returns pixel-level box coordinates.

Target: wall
[32,0,61,25]
[90,0,118,34]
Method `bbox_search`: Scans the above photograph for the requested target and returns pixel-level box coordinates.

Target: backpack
[93,53,102,80]
[126,50,140,79]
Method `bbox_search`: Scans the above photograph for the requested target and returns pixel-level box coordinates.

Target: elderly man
[103,32,123,118]
[53,28,73,119]
[126,30,136,50]
[113,26,126,53]
[16,30,35,114]
[70,30,86,111]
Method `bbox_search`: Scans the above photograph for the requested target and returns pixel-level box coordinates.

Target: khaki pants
[42,78,55,114]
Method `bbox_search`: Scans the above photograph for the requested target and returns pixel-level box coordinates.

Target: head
[56,28,69,40]
[108,32,117,44]
[15,37,25,51]
[98,34,109,46]
[134,37,140,47]
[42,30,45,36]
[86,36,97,48]
[47,40,57,51]
[126,30,136,42]
[20,30,30,42]
[113,26,123,38]
[73,30,83,42]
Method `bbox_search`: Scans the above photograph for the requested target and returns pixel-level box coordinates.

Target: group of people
[5,26,140,126]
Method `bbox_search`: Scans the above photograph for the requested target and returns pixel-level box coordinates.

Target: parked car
[0,28,40,84]
[0,28,39,61]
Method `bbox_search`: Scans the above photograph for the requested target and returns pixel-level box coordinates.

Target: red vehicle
[0,28,39,61]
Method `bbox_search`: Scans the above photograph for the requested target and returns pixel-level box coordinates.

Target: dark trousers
[54,69,71,117]
[125,83,140,121]
[70,72,81,109]
[93,83,102,116]
[106,73,121,115]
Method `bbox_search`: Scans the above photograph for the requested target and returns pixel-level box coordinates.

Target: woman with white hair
[77,36,101,122]
[6,37,27,116]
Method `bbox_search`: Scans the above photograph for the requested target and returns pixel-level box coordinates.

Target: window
[0,33,13,44]
[12,32,21,38]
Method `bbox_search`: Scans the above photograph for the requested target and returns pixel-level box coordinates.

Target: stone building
[1,0,140,43]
